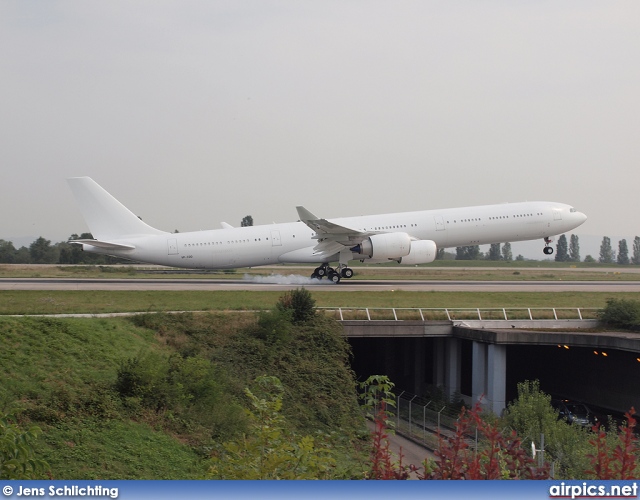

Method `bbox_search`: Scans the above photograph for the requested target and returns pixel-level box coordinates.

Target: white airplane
[67,177,587,283]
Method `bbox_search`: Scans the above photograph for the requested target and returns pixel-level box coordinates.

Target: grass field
[2,290,640,315]
[2,264,639,315]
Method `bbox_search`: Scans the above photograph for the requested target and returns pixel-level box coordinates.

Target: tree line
[0,234,126,265]
[452,235,640,264]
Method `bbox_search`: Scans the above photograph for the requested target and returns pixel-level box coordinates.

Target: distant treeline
[1,233,639,265]
[440,234,640,264]
[0,234,128,265]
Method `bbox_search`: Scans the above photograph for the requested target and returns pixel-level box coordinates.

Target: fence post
[539,433,545,469]
[437,406,446,434]
[397,391,404,431]
[408,395,416,436]
[423,404,427,444]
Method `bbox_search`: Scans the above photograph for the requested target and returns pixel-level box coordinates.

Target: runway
[2,277,640,292]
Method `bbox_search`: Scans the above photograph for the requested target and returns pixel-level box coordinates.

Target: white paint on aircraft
[67,177,587,283]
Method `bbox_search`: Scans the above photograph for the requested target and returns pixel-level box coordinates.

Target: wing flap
[311,240,345,257]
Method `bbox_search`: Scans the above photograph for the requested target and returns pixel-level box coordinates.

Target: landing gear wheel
[316,267,326,277]
[329,271,341,284]
[543,246,554,255]
[340,268,354,279]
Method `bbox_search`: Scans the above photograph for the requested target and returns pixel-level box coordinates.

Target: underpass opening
[347,328,640,418]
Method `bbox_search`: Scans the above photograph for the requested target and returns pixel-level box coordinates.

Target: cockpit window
[570,208,576,213]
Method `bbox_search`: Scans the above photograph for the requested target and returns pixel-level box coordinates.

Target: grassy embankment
[0,309,365,479]
[0,316,205,478]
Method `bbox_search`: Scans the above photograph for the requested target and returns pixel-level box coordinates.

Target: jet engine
[350,232,411,260]
[398,239,437,265]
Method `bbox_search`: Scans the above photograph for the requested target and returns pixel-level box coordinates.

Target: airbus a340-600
[67,177,587,283]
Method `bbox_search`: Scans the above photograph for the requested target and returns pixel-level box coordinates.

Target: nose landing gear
[543,237,554,255]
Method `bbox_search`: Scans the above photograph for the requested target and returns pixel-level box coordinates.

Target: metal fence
[319,307,599,322]
[394,390,472,450]
[392,390,560,476]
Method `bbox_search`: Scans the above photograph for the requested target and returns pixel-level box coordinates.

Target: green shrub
[208,376,338,479]
[115,352,245,440]
[251,308,293,346]
[276,287,316,324]
[1,410,50,479]
[503,380,591,478]
[598,298,640,330]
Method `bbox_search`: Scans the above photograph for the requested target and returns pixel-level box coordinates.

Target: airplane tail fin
[67,177,166,240]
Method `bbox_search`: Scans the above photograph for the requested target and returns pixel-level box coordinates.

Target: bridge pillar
[472,341,487,405]
[470,341,506,414]
[444,338,461,400]
[486,344,507,414]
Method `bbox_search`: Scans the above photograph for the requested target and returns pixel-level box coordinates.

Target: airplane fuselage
[81,201,586,269]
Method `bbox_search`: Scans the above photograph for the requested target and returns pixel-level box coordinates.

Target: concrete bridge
[337,312,640,415]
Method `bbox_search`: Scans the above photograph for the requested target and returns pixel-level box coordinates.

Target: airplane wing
[69,239,135,250]
[296,206,376,257]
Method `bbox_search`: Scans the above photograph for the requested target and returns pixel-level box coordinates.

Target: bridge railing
[318,307,600,322]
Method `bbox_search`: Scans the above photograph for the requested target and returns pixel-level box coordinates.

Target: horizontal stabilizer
[69,239,135,250]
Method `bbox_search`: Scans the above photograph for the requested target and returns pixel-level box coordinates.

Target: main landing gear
[543,237,554,255]
[310,263,354,284]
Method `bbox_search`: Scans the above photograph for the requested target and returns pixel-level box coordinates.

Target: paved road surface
[2,277,640,292]
[366,421,435,478]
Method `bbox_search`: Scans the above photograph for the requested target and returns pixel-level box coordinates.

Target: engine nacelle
[399,240,438,265]
[351,232,411,260]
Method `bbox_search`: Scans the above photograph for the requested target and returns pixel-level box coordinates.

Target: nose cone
[577,211,587,225]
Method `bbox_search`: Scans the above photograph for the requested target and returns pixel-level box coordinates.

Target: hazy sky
[1,1,638,258]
